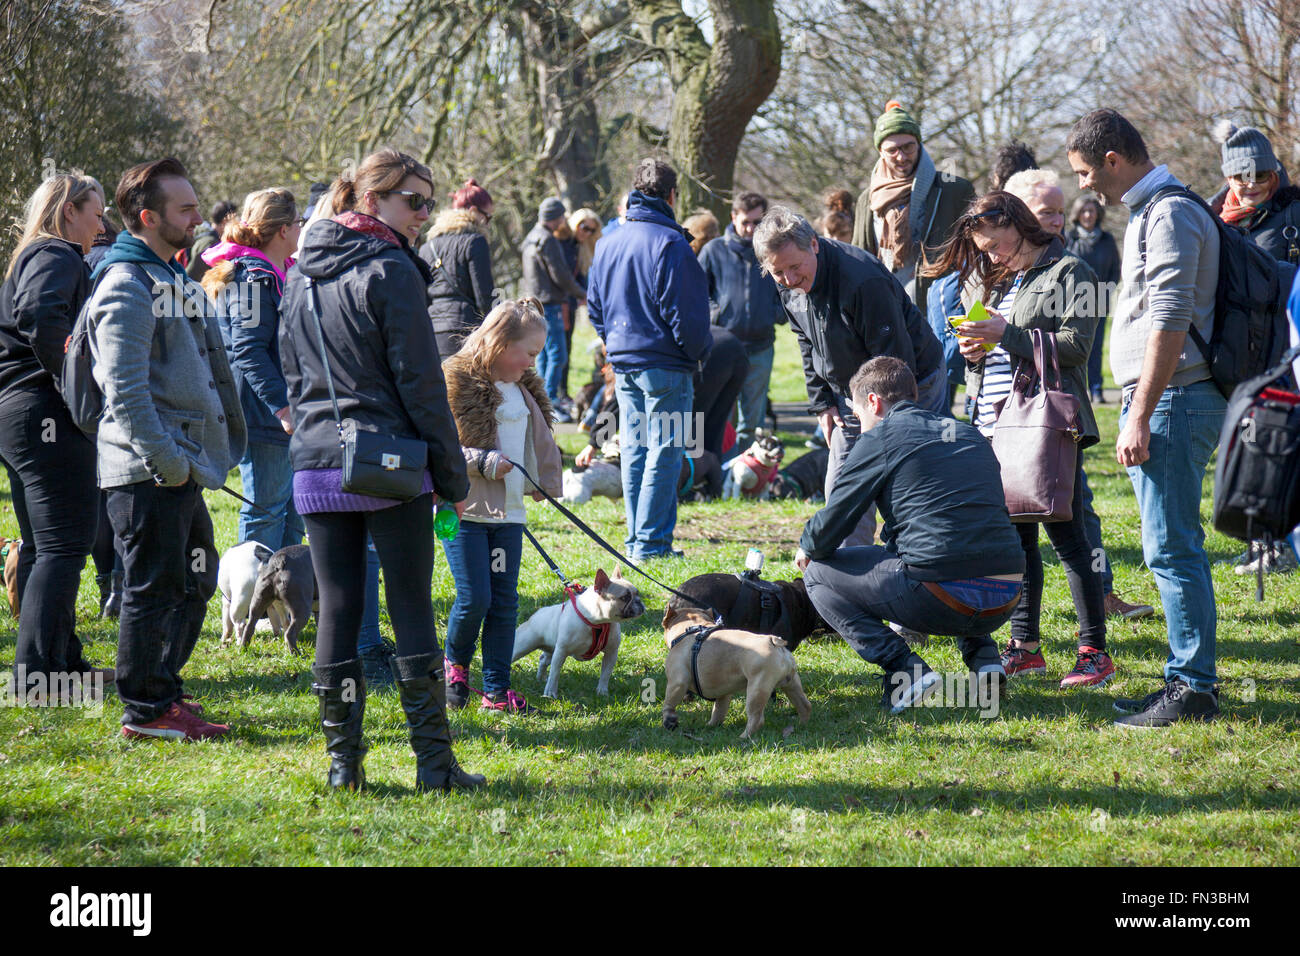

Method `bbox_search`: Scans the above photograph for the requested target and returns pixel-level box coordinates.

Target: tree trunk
[631,0,781,220]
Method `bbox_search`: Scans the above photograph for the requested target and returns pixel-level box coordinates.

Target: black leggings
[92,491,123,577]
[1010,449,1106,650]
[303,494,438,668]
[693,333,749,459]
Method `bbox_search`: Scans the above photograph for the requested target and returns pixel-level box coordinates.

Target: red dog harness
[566,583,611,661]
[739,453,779,496]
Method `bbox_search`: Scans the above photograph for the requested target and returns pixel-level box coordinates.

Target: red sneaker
[175,693,205,716]
[1000,640,1047,677]
[121,702,230,741]
[1060,646,1116,688]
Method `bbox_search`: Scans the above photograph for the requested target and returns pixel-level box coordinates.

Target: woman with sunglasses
[420,178,496,359]
[554,208,602,410]
[923,191,1112,689]
[280,148,481,793]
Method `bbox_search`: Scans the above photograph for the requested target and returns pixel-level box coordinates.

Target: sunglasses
[578,223,596,233]
[385,190,436,213]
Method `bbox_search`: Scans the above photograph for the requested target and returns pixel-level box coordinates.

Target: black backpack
[1212,343,1300,599]
[1140,185,1291,398]
[60,262,152,434]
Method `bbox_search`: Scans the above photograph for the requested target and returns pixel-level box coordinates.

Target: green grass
[1,321,1297,866]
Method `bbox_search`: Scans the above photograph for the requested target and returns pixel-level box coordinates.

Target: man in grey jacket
[88,157,246,741]
[521,197,587,416]
[1067,110,1224,728]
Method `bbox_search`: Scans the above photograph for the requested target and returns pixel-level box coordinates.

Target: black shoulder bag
[305,276,428,501]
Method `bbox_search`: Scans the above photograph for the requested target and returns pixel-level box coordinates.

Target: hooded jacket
[278,214,469,504]
[88,233,246,489]
[698,224,785,350]
[780,238,943,413]
[442,355,562,521]
[586,190,712,374]
[0,237,89,400]
[419,208,495,339]
[205,245,290,445]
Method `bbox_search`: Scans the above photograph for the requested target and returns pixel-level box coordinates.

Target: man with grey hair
[755,205,945,545]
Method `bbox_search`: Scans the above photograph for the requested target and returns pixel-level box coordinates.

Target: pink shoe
[479,689,539,715]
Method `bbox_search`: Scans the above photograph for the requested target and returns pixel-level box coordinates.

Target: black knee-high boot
[311,658,368,791]
[391,652,485,793]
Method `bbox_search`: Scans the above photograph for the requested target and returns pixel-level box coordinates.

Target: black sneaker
[881,653,941,714]
[1113,680,1219,728]
[359,640,396,689]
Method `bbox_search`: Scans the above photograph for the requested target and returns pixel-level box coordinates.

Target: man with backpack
[1067,110,1224,727]
[85,158,246,741]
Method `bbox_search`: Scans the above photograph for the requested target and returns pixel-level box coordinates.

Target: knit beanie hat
[874,100,922,149]
[539,196,567,223]
[1219,125,1280,179]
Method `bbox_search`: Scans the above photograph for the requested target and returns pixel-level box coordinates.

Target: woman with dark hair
[0,174,108,695]
[1065,195,1120,403]
[924,191,1111,689]
[280,148,482,793]
[420,177,495,358]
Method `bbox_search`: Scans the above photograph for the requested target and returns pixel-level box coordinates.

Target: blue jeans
[441,521,524,694]
[615,367,694,559]
[1088,314,1108,396]
[237,441,304,551]
[357,537,383,651]
[1119,380,1225,692]
[536,304,568,402]
[736,344,774,442]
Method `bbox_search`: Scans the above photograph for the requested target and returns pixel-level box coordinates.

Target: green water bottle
[434,502,460,540]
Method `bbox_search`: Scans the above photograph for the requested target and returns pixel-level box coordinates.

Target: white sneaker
[1233,545,1298,576]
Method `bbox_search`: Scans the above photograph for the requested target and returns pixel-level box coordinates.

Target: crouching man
[794,357,1025,713]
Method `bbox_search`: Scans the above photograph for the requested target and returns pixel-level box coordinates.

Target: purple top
[294,468,435,513]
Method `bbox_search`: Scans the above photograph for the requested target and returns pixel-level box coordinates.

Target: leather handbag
[305,277,428,501]
[990,328,1082,522]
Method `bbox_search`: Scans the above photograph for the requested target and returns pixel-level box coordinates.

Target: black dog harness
[670,621,724,701]
[730,572,792,643]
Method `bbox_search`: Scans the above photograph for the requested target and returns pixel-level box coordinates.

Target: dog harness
[566,583,612,661]
[731,571,793,642]
[738,453,779,496]
[669,622,724,701]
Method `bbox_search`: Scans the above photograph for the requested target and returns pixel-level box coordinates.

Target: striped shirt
[974,273,1024,437]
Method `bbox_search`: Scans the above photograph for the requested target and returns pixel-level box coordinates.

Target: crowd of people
[2,100,1298,792]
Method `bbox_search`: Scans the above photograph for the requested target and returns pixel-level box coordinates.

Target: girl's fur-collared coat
[442,354,563,521]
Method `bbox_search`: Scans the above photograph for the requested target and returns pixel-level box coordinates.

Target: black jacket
[1209,184,1300,264]
[781,239,943,413]
[419,208,495,338]
[520,222,585,304]
[1065,224,1121,287]
[799,401,1025,580]
[0,237,89,400]
[278,215,470,503]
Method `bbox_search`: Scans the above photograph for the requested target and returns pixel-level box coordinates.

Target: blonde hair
[6,174,104,279]
[455,298,548,377]
[569,207,602,275]
[682,208,720,256]
[202,187,297,299]
[1003,168,1061,205]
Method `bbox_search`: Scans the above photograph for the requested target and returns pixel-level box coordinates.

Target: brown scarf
[868,158,914,269]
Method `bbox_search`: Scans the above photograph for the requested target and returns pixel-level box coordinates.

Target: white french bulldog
[561,459,623,505]
[218,541,276,645]
[511,567,647,698]
[723,431,785,500]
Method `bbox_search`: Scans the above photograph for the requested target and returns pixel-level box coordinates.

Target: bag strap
[1137,184,1221,362]
[303,276,346,448]
[1038,329,1064,391]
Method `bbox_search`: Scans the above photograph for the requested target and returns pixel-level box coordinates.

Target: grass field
[1,320,1297,866]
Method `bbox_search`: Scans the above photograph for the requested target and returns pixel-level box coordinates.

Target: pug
[660,606,812,740]
[722,431,785,499]
[512,567,646,698]
[240,544,317,655]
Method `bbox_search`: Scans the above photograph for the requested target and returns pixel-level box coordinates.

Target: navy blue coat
[214,256,290,446]
[587,191,712,374]
[698,224,785,350]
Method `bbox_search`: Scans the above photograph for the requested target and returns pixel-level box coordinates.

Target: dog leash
[218,484,280,519]
[507,458,722,623]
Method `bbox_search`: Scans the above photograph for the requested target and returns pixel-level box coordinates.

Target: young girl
[442,298,563,714]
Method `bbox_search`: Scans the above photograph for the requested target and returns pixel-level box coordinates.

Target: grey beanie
[1220,125,1281,179]
[539,197,567,223]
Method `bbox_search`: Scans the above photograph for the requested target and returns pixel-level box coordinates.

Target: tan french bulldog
[660,606,812,739]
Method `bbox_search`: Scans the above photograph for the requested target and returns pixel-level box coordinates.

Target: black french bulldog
[666,572,830,653]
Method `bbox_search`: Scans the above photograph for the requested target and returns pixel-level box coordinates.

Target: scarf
[333,211,400,247]
[1219,179,1277,227]
[867,147,937,272]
